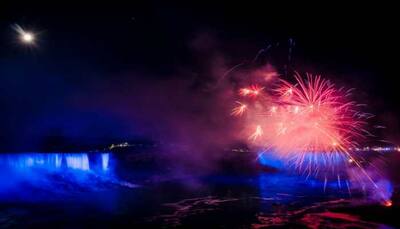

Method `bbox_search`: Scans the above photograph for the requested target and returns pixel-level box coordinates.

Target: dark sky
[1,1,399,151]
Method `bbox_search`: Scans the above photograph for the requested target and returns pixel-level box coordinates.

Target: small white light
[348,158,353,163]
[21,32,34,43]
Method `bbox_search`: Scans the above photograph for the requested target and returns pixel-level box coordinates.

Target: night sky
[1,1,399,151]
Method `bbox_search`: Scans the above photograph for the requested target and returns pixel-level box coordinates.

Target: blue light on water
[257,150,354,193]
[257,151,285,169]
[257,150,347,170]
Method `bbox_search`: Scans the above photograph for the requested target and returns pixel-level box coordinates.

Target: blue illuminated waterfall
[0,152,111,172]
[0,152,119,197]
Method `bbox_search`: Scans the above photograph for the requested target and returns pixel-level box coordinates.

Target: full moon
[21,32,34,43]
[13,24,36,45]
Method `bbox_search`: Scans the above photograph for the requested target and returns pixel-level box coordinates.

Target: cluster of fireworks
[233,73,366,156]
[231,71,391,205]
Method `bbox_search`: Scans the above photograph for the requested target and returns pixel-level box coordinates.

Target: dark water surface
[0,152,398,228]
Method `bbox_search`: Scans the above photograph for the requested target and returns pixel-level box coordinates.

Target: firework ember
[239,85,264,97]
[231,102,247,116]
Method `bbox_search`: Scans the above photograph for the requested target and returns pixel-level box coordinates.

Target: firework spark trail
[232,72,390,204]
[239,85,264,97]
[249,125,263,142]
[231,102,247,116]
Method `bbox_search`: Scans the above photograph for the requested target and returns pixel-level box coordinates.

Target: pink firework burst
[233,73,371,177]
[270,73,366,156]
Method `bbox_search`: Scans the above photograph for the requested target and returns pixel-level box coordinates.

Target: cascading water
[0,152,138,200]
[0,152,110,172]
